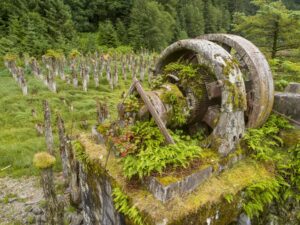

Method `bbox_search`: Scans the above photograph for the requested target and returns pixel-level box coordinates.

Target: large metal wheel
[154,39,247,156]
[198,34,274,128]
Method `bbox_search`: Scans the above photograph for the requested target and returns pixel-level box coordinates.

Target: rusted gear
[198,34,274,128]
[154,39,247,156]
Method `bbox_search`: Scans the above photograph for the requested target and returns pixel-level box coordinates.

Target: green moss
[225,80,247,110]
[97,121,111,134]
[44,49,64,60]
[160,83,189,127]
[279,129,300,148]
[157,176,180,186]
[223,58,239,77]
[72,140,87,164]
[162,62,215,101]
[68,49,81,59]
[33,152,56,169]
[3,53,18,62]
[27,215,35,224]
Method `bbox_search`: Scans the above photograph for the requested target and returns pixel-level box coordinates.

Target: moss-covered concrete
[279,129,300,148]
[77,134,273,225]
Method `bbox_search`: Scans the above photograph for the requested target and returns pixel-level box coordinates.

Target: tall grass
[0,68,133,177]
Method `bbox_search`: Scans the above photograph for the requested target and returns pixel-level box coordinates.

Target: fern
[122,133,202,179]
[243,178,280,218]
[242,114,300,220]
[243,114,292,161]
[112,187,145,225]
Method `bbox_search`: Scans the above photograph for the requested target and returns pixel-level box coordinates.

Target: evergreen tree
[21,13,49,55]
[128,0,175,51]
[65,0,133,32]
[182,0,205,37]
[233,0,300,58]
[37,0,75,44]
[98,20,119,47]
[116,18,128,45]
[7,16,24,53]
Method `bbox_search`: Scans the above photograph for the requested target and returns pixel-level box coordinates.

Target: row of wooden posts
[34,98,110,224]
[5,51,157,94]
[4,60,28,95]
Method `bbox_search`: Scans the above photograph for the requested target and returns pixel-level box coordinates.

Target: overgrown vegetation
[150,62,215,126]
[242,115,300,222]
[112,187,145,225]
[115,121,203,179]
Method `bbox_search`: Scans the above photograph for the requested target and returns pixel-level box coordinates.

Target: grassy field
[0,67,134,177]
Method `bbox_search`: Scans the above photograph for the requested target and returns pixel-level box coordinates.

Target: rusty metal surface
[199,34,274,128]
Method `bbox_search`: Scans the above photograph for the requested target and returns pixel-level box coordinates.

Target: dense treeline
[0,0,299,55]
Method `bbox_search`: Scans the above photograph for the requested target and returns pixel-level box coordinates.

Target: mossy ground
[0,67,133,177]
[78,133,273,224]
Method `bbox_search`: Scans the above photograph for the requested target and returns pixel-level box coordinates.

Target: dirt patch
[0,176,43,224]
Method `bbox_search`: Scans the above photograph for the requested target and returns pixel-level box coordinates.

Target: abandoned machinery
[119,34,274,157]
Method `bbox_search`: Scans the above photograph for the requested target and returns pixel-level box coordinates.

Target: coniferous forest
[0,1,300,225]
[0,0,299,55]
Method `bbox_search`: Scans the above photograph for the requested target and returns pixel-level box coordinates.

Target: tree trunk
[271,20,279,59]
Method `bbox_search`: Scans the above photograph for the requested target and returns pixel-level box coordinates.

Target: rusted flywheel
[154,39,247,156]
[198,34,274,128]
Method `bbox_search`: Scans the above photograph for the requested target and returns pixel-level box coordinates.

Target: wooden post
[96,99,109,124]
[82,65,88,92]
[41,167,60,225]
[113,60,118,87]
[20,75,28,96]
[121,55,126,80]
[66,135,81,206]
[57,114,70,182]
[59,57,65,80]
[93,59,99,87]
[43,100,55,155]
[71,61,78,88]
[132,78,175,144]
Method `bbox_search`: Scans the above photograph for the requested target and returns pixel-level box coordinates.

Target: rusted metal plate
[199,34,274,128]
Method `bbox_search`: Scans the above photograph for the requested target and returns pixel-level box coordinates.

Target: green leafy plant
[242,114,299,221]
[122,131,202,179]
[112,187,145,225]
[224,193,234,203]
[72,140,89,165]
[243,114,292,161]
[131,120,164,152]
[123,95,140,113]
[243,178,280,218]
[161,84,189,127]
